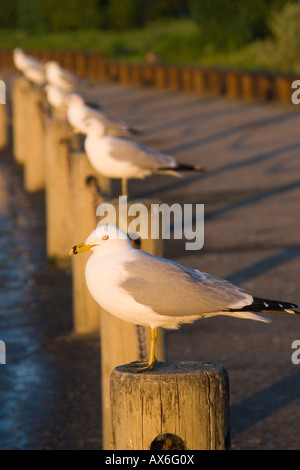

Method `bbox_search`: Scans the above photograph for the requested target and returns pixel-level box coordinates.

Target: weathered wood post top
[110,361,230,451]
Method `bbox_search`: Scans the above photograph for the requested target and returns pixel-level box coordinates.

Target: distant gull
[66,93,140,137]
[78,118,204,195]
[45,61,81,91]
[70,225,299,371]
[44,84,70,111]
[13,48,43,73]
[13,48,46,86]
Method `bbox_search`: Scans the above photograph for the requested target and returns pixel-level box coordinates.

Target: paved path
[1,73,300,449]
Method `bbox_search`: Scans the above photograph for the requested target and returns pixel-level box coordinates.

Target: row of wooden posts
[0,48,298,105]
[2,71,230,450]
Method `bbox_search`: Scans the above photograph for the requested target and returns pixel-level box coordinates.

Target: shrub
[17,0,102,32]
[255,1,300,71]
[106,0,146,30]
[190,0,290,51]
[0,0,18,28]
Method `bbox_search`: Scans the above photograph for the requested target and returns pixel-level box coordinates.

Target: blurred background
[1,0,300,72]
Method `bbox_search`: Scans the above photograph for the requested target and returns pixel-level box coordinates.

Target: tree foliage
[190,0,295,51]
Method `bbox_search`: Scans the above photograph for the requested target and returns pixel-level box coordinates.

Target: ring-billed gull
[13,48,46,86]
[45,84,71,111]
[67,93,140,137]
[45,61,80,91]
[79,118,204,196]
[70,225,299,371]
[13,48,43,73]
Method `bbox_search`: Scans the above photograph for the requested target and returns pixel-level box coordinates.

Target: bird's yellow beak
[69,242,93,255]
[72,128,83,134]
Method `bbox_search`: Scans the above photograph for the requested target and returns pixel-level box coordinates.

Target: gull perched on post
[66,93,140,137]
[44,84,71,111]
[78,118,204,196]
[45,61,80,91]
[13,48,46,86]
[13,48,43,73]
[70,225,299,372]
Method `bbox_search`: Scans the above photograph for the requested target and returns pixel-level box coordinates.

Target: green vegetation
[0,0,300,73]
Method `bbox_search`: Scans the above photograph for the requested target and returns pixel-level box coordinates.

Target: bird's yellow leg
[148,327,158,367]
[126,328,158,372]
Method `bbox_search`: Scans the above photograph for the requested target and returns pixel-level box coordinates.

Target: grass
[0,18,298,73]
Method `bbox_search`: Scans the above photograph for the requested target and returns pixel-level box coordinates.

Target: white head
[13,48,24,57]
[13,48,26,70]
[70,225,132,256]
[67,93,85,106]
[78,117,106,137]
[45,60,60,72]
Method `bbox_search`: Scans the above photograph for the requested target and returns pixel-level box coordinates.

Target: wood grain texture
[110,361,230,450]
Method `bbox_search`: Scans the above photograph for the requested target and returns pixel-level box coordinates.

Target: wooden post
[23,86,48,192]
[257,75,274,102]
[274,76,294,104]
[154,66,168,89]
[98,197,165,450]
[44,116,77,266]
[208,69,225,96]
[225,72,241,99]
[119,63,131,85]
[131,64,143,86]
[107,61,120,82]
[75,52,87,78]
[61,51,76,72]
[241,73,257,102]
[12,76,30,164]
[69,151,111,333]
[141,64,155,87]
[181,68,194,93]
[193,69,207,95]
[110,361,230,450]
[167,67,181,91]
[96,60,109,82]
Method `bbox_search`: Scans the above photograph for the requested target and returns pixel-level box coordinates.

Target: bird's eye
[102,235,109,240]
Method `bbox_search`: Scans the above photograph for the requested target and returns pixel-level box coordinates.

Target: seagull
[13,48,43,73]
[66,93,140,137]
[23,63,46,86]
[70,225,299,372]
[78,118,204,196]
[45,61,80,91]
[13,48,46,86]
[45,84,70,111]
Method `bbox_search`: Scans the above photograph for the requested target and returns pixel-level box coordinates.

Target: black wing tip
[176,163,205,172]
[129,127,142,135]
[86,101,102,110]
[244,297,299,313]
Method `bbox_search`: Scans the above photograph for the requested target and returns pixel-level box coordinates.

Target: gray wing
[109,137,176,170]
[121,252,253,316]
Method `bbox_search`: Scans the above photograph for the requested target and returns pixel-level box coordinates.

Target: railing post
[110,361,230,450]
